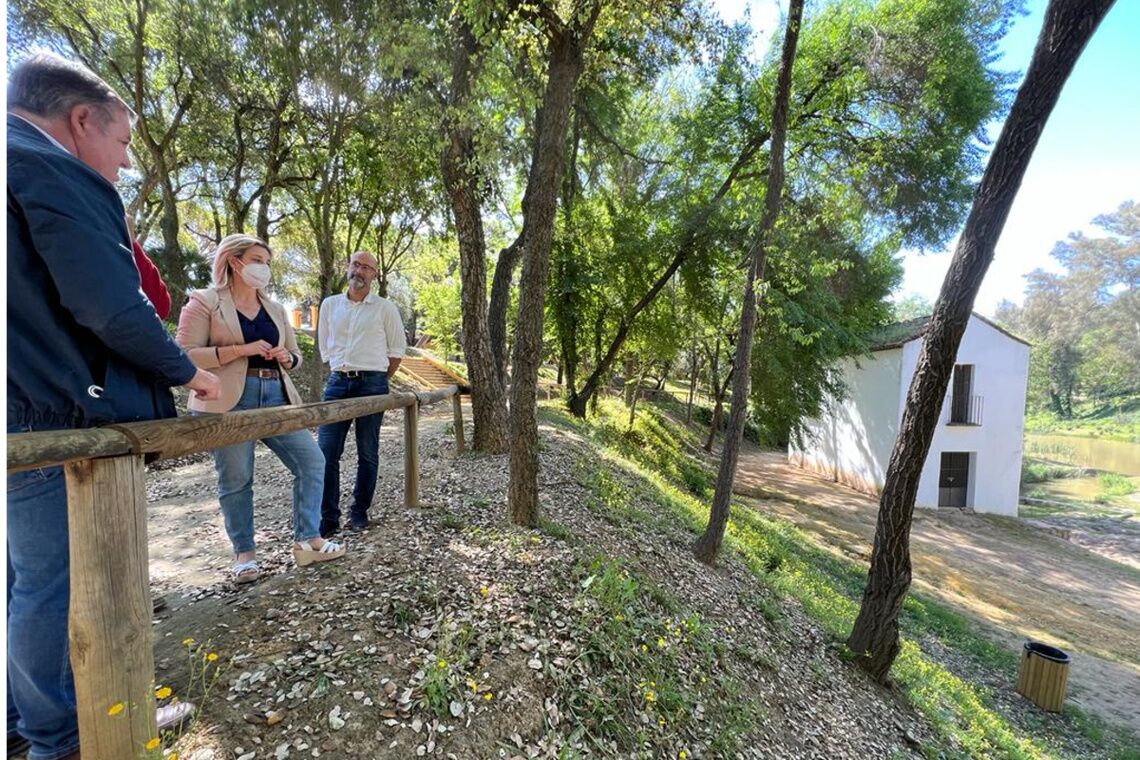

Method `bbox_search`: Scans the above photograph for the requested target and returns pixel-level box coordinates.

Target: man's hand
[186,369,221,400]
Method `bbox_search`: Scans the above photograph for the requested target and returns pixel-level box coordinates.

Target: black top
[238,307,280,369]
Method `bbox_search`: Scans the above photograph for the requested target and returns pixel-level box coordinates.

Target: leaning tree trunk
[693,0,803,564]
[440,15,510,453]
[509,10,599,527]
[846,0,1115,681]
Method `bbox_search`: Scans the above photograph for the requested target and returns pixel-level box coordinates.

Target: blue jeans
[7,463,81,760]
[208,377,324,553]
[317,371,388,533]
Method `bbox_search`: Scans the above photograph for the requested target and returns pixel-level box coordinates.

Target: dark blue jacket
[7,114,197,430]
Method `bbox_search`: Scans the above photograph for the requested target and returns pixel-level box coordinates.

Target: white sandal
[293,539,345,567]
[232,560,260,584]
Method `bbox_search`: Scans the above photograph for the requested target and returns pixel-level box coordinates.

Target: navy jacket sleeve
[11,150,197,387]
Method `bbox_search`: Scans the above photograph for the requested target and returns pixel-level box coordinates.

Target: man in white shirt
[317,251,407,536]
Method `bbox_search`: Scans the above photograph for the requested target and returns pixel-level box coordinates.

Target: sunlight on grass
[540,399,1140,759]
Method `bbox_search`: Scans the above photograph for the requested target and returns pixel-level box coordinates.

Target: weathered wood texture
[6,428,133,474]
[404,402,420,508]
[65,455,157,760]
[9,388,458,473]
[452,394,466,454]
[1017,645,1071,712]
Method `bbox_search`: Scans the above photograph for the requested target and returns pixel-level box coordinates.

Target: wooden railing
[6,386,465,760]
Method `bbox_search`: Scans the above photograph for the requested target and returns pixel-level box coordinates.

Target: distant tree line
[996,201,1140,417]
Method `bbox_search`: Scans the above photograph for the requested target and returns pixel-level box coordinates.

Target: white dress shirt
[318,292,407,372]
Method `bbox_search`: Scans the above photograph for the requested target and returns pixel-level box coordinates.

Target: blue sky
[710,0,1140,315]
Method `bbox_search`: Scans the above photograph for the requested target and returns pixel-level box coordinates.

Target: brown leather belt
[247,368,280,379]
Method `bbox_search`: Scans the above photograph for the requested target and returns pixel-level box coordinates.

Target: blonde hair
[211,233,272,288]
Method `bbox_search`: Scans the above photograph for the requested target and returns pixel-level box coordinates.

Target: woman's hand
[266,346,294,368]
[241,340,273,358]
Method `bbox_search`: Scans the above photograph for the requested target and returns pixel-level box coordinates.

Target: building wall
[790,350,902,494]
[904,317,1030,515]
[789,315,1030,517]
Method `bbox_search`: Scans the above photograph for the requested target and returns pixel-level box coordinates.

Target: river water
[1024,434,1140,476]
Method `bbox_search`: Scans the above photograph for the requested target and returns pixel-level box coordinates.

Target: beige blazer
[176,287,304,413]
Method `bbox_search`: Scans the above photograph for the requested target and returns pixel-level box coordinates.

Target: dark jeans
[7,462,81,760]
[317,371,388,534]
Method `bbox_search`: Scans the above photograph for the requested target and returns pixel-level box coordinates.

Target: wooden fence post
[452,394,466,454]
[65,455,158,759]
[404,401,419,508]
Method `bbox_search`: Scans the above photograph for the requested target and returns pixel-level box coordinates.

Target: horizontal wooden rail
[6,383,461,760]
[7,386,458,473]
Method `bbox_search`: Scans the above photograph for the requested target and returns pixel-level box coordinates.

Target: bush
[1098,472,1136,497]
[1020,458,1083,484]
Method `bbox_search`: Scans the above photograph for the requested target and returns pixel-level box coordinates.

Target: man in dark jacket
[6,53,219,760]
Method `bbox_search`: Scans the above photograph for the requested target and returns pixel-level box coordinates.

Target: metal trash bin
[1016,641,1071,712]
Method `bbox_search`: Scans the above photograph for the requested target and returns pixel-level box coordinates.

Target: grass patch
[1098,473,1135,498]
[558,555,760,756]
[542,397,1140,759]
[1020,458,1084,484]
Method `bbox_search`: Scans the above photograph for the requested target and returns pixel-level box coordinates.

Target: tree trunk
[686,351,700,425]
[566,127,771,418]
[694,0,803,565]
[489,239,524,383]
[439,14,510,453]
[256,88,292,242]
[509,11,599,526]
[846,0,1114,681]
[628,364,650,431]
[704,368,732,453]
[153,171,194,300]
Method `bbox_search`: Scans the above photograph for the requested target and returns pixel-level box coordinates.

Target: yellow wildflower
[680,752,688,759]
[206,653,218,662]
[155,686,172,700]
[107,702,125,716]
[484,692,493,701]
[181,638,194,646]
[640,644,648,652]
[467,678,479,692]
[657,637,666,648]
[644,690,656,703]
[479,587,489,596]
[437,659,448,669]
[145,737,160,750]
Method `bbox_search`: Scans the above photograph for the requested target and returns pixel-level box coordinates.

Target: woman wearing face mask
[176,234,345,582]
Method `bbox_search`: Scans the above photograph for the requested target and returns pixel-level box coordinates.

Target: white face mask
[239,262,271,289]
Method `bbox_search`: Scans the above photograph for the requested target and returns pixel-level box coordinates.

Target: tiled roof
[867,313,1029,351]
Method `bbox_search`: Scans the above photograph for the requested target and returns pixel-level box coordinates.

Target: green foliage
[1020,458,1082,484]
[547,398,1140,758]
[1098,472,1135,498]
[561,552,758,754]
[996,201,1140,419]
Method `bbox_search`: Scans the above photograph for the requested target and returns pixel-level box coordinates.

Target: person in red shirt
[126,214,172,320]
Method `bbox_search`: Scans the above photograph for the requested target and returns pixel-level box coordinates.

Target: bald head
[346,250,378,300]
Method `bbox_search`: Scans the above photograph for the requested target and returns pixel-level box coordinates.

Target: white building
[789,313,1030,516]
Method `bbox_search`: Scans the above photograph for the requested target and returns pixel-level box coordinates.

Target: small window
[949,364,981,425]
